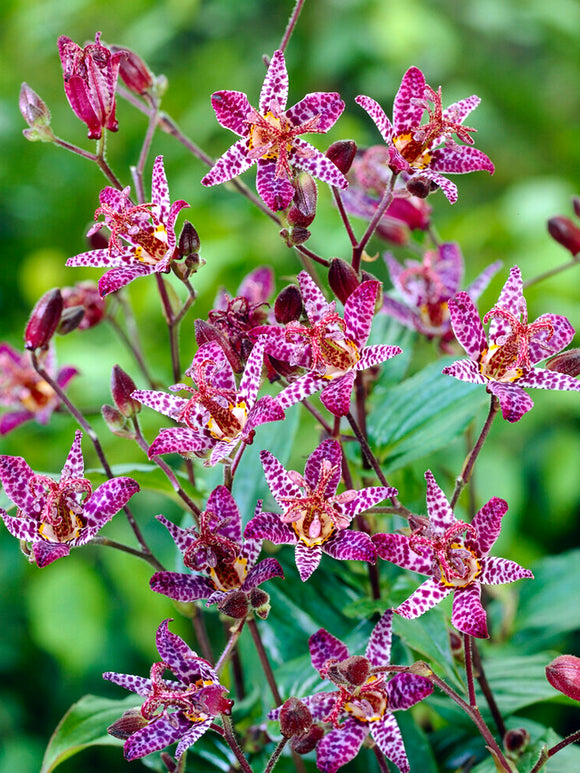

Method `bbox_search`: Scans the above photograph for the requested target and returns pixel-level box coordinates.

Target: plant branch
[471,639,506,738]
[523,255,580,289]
[352,173,398,273]
[279,0,306,52]
[220,713,254,773]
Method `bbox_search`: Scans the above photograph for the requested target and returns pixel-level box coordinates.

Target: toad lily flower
[201,49,347,211]
[244,439,394,581]
[254,271,402,417]
[0,430,139,567]
[356,67,494,203]
[442,266,580,422]
[66,156,190,296]
[373,470,533,638]
[0,343,77,435]
[382,243,501,351]
[150,485,283,609]
[104,619,232,761]
[133,339,284,466]
[269,611,433,773]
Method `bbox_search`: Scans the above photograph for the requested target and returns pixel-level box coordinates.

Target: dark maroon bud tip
[110,46,153,95]
[107,708,148,739]
[279,697,313,738]
[217,590,249,619]
[503,728,530,756]
[111,365,141,418]
[290,724,324,754]
[25,288,63,350]
[101,404,126,432]
[326,140,357,175]
[249,587,270,619]
[177,221,201,259]
[287,173,318,227]
[337,655,371,686]
[406,175,433,199]
[546,655,580,701]
[328,258,360,304]
[57,306,86,335]
[546,348,580,377]
[274,285,304,324]
[449,630,464,657]
[573,196,580,219]
[547,216,580,256]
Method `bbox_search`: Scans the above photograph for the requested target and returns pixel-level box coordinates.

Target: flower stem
[450,395,499,509]
[529,729,580,772]
[91,536,165,570]
[332,187,358,247]
[155,273,181,382]
[352,173,398,273]
[471,639,506,738]
[215,617,247,674]
[523,255,580,289]
[371,743,390,773]
[279,0,306,53]
[463,634,477,708]
[220,713,254,773]
[52,136,124,189]
[246,616,283,705]
[264,737,289,773]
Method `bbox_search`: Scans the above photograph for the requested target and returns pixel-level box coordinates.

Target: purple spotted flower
[104,619,232,761]
[374,470,533,638]
[253,271,402,417]
[150,485,283,610]
[133,338,284,466]
[0,430,139,567]
[269,610,432,773]
[442,266,580,422]
[382,243,501,351]
[201,49,347,211]
[66,156,189,296]
[244,440,394,581]
[356,67,494,203]
[0,343,77,435]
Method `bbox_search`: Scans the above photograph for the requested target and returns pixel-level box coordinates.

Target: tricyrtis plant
[5,3,580,773]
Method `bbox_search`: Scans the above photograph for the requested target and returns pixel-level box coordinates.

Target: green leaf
[40,694,141,773]
[367,356,489,472]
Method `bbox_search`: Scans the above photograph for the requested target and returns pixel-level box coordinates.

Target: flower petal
[0,454,38,513]
[396,577,452,619]
[244,511,296,545]
[242,557,284,592]
[210,90,252,135]
[451,583,488,638]
[342,485,397,521]
[466,497,508,557]
[60,430,85,480]
[486,380,534,423]
[33,540,71,567]
[320,371,356,417]
[156,514,196,554]
[447,291,487,360]
[441,358,487,385]
[357,344,402,370]
[374,532,433,574]
[309,628,350,672]
[478,555,533,585]
[149,427,214,457]
[81,476,139,539]
[429,145,494,175]
[393,67,426,134]
[517,366,580,393]
[102,670,152,696]
[316,719,368,773]
[256,157,295,211]
[298,270,333,323]
[150,572,215,602]
[207,485,242,543]
[366,609,393,666]
[238,337,266,407]
[323,530,376,564]
[260,449,302,510]
[488,266,523,342]
[123,714,194,761]
[201,137,254,186]
[304,438,343,494]
[259,50,288,113]
[292,139,348,189]
[344,280,380,349]
[425,470,456,534]
[0,511,37,541]
[276,371,325,410]
[98,264,156,297]
[286,91,345,133]
[355,95,394,145]
[131,389,188,421]
[371,713,409,773]
[387,672,433,711]
[295,541,322,581]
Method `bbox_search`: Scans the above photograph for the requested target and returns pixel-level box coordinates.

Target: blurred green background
[1,0,580,771]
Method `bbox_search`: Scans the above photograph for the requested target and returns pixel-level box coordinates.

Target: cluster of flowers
[5,28,580,773]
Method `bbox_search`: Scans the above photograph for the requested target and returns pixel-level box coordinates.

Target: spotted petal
[244,511,296,545]
[149,427,214,458]
[61,430,85,479]
[323,529,376,564]
[0,454,38,514]
[309,628,350,673]
[123,714,200,761]
[517,366,580,393]
[303,438,343,495]
[526,314,575,364]
[259,50,288,113]
[33,540,71,567]
[298,271,333,323]
[424,470,456,534]
[387,672,433,711]
[447,291,487,360]
[131,389,188,421]
[393,67,426,134]
[488,267,523,343]
[81,476,139,538]
[256,156,295,211]
[374,532,433,575]
[486,380,534,423]
[344,280,380,348]
[150,571,215,602]
[429,145,494,175]
[292,139,348,189]
[366,609,392,666]
[355,95,394,145]
[478,556,533,586]
[295,541,322,580]
[316,718,368,773]
[0,511,38,541]
[320,370,356,416]
[396,577,452,620]
[201,137,254,187]
[341,485,397,521]
[98,264,157,296]
[207,485,242,543]
[242,557,284,592]
[451,582,488,638]
[466,497,508,557]
[371,713,409,773]
[210,90,252,135]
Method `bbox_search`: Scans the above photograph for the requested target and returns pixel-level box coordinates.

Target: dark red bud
[547,216,580,256]
[326,140,357,175]
[107,708,148,739]
[274,285,303,323]
[546,655,580,701]
[177,221,200,260]
[287,173,317,228]
[328,258,360,304]
[249,587,270,619]
[406,175,438,198]
[87,228,109,251]
[111,365,141,418]
[57,306,86,335]
[503,728,530,757]
[337,656,371,686]
[281,226,311,246]
[290,724,324,754]
[25,288,63,350]
[279,698,313,738]
[110,46,153,95]
[217,590,249,619]
[546,348,580,377]
[194,319,242,373]
[449,630,464,659]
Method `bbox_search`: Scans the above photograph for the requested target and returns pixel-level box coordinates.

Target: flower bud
[546,348,580,377]
[194,319,242,373]
[107,708,148,739]
[573,196,580,220]
[19,83,55,142]
[61,282,106,330]
[546,655,580,701]
[336,656,371,686]
[326,140,357,175]
[504,728,530,758]
[57,306,86,335]
[279,698,313,738]
[287,173,318,228]
[217,590,249,619]
[177,221,201,260]
[111,365,141,418]
[110,45,154,95]
[547,216,580,256]
[449,630,464,660]
[406,175,438,199]
[274,285,303,324]
[290,724,324,754]
[329,258,360,304]
[249,587,271,619]
[281,226,312,246]
[24,288,63,350]
[101,404,127,434]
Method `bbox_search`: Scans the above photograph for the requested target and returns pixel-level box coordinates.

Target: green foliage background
[1,1,580,771]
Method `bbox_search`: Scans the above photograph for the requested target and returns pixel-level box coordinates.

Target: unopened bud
[326,140,357,175]
[217,590,249,619]
[449,630,464,660]
[177,221,201,260]
[279,698,313,738]
[194,319,242,373]
[504,728,530,758]
[25,289,63,350]
[19,83,55,142]
[546,348,580,377]
[287,173,317,228]
[274,285,303,323]
[281,225,312,246]
[111,365,141,418]
[547,216,580,256]
[408,661,433,678]
[58,306,86,335]
[546,655,580,701]
[290,724,324,754]
[110,46,154,95]
[573,196,580,220]
[249,587,271,619]
[406,175,438,199]
[107,708,148,739]
[101,404,127,435]
[329,258,360,304]
[336,656,370,686]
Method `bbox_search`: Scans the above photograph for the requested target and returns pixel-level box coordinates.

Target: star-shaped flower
[0,343,78,435]
[244,439,394,581]
[201,49,347,211]
[133,338,284,466]
[66,156,190,296]
[442,265,580,422]
[0,430,139,567]
[356,67,494,203]
[253,271,402,417]
[373,470,533,638]
[382,243,501,351]
[150,485,283,608]
[103,619,232,761]
[269,610,432,773]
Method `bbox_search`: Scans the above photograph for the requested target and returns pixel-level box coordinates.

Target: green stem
[523,255,580,289]
[247,616,282,705]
